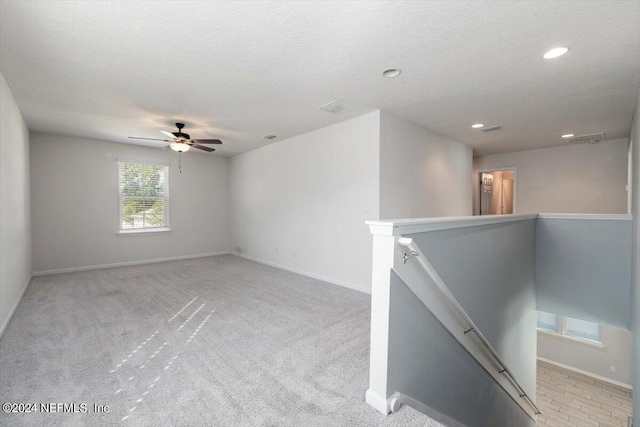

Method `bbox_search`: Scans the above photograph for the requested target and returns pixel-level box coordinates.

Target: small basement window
[536,311,602,345]
[563,316,602,344]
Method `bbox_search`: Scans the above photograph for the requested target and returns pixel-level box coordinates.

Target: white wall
[229,111,380,292]
[30,134,230,273]
[629,88,639,416]
[538,326,633,387]
[380,112,472,219]
[0,73,31,336]
[474,139,629,214]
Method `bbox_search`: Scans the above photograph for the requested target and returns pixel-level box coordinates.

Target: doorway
[478,168,516,215]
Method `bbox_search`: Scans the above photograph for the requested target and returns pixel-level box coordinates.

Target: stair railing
[398,236,541,417]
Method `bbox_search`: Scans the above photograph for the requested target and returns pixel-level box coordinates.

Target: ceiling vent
[565,132,605,144]
[318,100,355,115]
[481,125,501,132]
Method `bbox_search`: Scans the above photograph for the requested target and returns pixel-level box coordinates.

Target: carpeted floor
[0,255,443,427]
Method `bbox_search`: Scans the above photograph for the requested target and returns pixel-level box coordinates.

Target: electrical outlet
[610,366,616,372]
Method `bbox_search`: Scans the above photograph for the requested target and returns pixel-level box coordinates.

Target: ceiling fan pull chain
[179,153,182,174]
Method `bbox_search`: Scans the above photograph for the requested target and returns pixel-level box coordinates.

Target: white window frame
[536,311,604,348]
[117,159,171,236]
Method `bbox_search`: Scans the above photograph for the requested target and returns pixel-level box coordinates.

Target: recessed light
[561,134,574,138]
[382,68,401,78]
[263,135,277,140]
[543,46,570,59]
[472,123,484,129]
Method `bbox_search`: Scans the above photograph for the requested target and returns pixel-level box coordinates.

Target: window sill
[537,329,604,349]
[117,228,172,236]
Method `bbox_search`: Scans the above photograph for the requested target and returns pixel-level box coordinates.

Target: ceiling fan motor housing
[128,122,220,152]
[173,123,190,140]
[173,132,190,140]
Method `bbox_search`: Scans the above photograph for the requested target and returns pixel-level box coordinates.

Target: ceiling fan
[128,123,222,152]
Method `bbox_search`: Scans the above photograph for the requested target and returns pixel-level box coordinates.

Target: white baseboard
[32,252,230,276]
[232,253,371,295]
[0,275,32,339]
[365,389,389,414]
[537,357,633,390]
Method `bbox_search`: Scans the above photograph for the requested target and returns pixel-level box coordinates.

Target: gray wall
[630,88,639,419]
[473,139,629,215]
[537,325,633,386]
[30,133,230,273]
[388,272,535,427]
[409,219,538,398]
[535,217,632,330]
[0,73,31,337]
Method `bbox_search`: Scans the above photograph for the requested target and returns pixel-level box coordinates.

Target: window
[118,161,169,232]
[564,316,602,343]
[536,311,558,332]
[536,311,602,344]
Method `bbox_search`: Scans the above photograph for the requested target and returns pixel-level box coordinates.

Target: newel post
[365,221,397,414]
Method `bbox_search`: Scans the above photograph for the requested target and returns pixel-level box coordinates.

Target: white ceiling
[1,1,639,157]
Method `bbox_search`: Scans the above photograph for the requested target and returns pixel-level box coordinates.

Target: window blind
[536,311,558,332]
[118,161,169,230]
[564,316,602,343]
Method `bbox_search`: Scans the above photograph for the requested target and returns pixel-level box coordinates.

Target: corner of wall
[0,275,31,338]
[0,72,32,338]
[629,86,640,419]
[227,111,383,292]
[378,112,473,219]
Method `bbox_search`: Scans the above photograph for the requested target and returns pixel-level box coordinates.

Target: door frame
[475,167,517,215]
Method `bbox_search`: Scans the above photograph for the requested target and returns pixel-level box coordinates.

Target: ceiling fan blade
[128,137,172,142]
[191,143,215,152]
[192,139,222,144]
[160,130,176,139]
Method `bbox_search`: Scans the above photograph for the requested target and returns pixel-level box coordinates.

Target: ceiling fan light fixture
[170,141,191,152]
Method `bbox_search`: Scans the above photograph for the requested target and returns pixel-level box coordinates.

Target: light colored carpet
[0,255,443,427]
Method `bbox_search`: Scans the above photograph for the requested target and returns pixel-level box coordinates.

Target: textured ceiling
[1,1,639,157]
